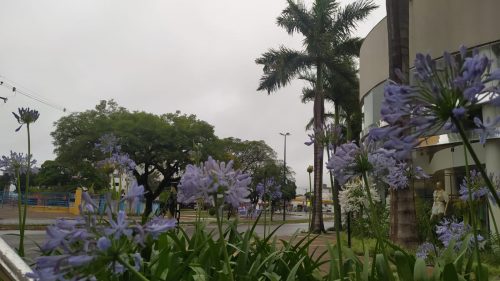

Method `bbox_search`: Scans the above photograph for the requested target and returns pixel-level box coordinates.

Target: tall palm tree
[301,58,361,230]
[256,0,376,232]
[386,0,418,247]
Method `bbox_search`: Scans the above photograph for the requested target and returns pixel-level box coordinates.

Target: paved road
[0,220,334,261]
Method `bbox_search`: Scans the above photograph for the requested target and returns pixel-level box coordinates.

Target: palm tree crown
[256,0,377,233]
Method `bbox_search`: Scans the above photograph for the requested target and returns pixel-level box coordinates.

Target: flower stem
[215,198,234,281]
[15,169,24,257]
[487,200,500,247]
[452,117,500,206]
[362,173,393,281]
[463,140,483,274]
[326,146,343,279]
[20,123,31,257]
[117,255,149,281]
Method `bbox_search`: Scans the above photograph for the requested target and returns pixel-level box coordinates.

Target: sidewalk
[0,205,76,226]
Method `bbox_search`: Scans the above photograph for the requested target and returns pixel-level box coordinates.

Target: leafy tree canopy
[51,100,289,216]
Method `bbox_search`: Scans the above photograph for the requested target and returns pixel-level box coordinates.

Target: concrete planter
[0,237,34,281]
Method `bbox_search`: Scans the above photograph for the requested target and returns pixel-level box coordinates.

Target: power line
[0,75,67,112]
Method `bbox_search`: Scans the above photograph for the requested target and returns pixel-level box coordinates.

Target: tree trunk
[311,62,325,233]
[389,187,418,247]
[143,192,154,219]
[386,0,409,84]
[332,103,342,231]
[386,0,418,247]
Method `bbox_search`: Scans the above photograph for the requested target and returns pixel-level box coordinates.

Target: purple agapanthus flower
[122,181,145,210]
[435,218,484,250]
[416,242,435,260]
[178,156,251,208]
[0,151,37,175]
[370,46,500,160]
[473,116,500,145]
[327,139,427,189]
[98,152,136,174]
[31,186,176,280]
[13,107,39,132]
[105,211,133,239]
[143,216,177,239]
[97,236,112,251]
[68,255,94,267]
[81,192,98,214]
[459,170,489,201]
[95,133,120,154]
[305,123,343,148]
[256,178,282,201]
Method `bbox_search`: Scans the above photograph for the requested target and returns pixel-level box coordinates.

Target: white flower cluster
[338,179,380,223]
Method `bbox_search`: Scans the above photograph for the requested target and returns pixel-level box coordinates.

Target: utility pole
[279,132,290,221]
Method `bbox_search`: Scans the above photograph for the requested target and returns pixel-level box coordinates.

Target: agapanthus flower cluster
[0,151,38,175]
[459,170,488,202]
[177,156,251,208]
[305,123,343,149]
[370,46,500,160]
[415,242,436,260]
[435,218,484,250]
[98,152,137,174]
[339,179,380,223]
[327,139,426,189]
[95,133,120,154]
[13,107,40,132]
[28,184,175,281]
[256,178,282,201]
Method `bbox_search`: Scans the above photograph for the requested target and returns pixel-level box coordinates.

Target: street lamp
[279,132,290,221]
[307,165,313,232]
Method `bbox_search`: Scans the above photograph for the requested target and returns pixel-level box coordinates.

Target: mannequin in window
[431,181,449,220]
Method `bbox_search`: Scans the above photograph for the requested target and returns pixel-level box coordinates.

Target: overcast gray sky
[0,0,385,194]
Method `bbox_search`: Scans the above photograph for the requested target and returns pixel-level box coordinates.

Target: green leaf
[443,263,459,281]
[394,250,414,281]
[414,258,429,281]
[190,266,207,281]
[286,256,306,281]
[263,272,282,281]
[375,254,390,281]
[474,264,488,281]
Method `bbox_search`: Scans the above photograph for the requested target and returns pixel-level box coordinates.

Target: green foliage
[142,221,324,281]
[415,197,433,242]
[351,203,389,239]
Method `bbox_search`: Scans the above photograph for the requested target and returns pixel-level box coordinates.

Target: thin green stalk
[452,117,500,206]
[362,173,394,281]
[117,255,150,281]
[15,169,24,257]
[215,199,234,281]
[326,146,343,279]
[487,200,500,246]
[20,123,32,257]
[463,141,483,275]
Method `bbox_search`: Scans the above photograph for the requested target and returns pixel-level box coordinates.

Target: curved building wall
[359,0,500,231]
[360,0,500,102]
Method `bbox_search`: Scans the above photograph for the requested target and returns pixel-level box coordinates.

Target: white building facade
[359,0,500,231]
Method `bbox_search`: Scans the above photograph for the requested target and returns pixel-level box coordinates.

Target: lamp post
[307,165,313,232]
[279,132,290,221]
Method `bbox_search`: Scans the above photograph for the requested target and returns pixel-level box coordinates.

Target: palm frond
[277,0,313,36]
[305,113,336,130]
[330,0,378,38]
[301,87,315,103]
[331,37,364,57]
[255,47,312,93]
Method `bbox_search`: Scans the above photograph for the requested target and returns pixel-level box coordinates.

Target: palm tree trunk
[332,103,342,231]
[386,0,418,247]
[311,62,325,233]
